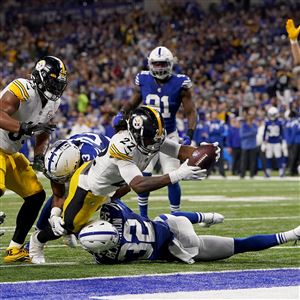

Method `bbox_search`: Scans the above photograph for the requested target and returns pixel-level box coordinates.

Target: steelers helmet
[31,56,67,102]
[128,106,166,154]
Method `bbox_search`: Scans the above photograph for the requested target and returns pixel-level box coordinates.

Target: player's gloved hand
[112,111,128,132]
[32,154,45,172]
[0,211,6,225]
[261,142,267,152]
[200,142,221,162]
[169,159,207,184]
[49,207,66,236]
[9,122,56,141]
[181,135,192,145]
[286,19,300,40]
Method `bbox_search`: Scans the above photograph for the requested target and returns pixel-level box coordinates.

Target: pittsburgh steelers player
[0,56,67,262]
[29,106,221,264]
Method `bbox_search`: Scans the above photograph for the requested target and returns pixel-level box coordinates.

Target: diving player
[29,106,219,264]
[262,107,285,177]
[36,132,110,243]
[115,46,197,217]
[81,199,300,265]
[0,56,67,262]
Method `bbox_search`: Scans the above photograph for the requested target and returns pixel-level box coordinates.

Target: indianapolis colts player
[262,107,285,177]
[29,106,218,264]
[35,132,110,239]
[79,199,300,265]
[114,46,197,217]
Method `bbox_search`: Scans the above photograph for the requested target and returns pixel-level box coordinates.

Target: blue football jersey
[263,119,283,144]
[135,71,192,134]
[95,200,172,264]
[69,133,110,162]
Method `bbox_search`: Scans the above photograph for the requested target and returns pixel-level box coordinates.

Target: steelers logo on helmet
[132,115,143,130]
[35,60,46,71]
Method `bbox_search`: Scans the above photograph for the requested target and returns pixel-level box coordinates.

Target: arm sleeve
[160,138,181,158]
[116,159,143,185]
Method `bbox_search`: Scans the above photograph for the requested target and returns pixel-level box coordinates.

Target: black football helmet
[128,106,166,154]
[31,56,67,102]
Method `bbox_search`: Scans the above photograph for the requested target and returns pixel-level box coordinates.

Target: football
[188,144,217,170]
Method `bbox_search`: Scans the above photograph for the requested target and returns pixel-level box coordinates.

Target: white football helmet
[267,106,279,120]
[148,46,174,80]
[44,140,81,183]
[79,220,119,254]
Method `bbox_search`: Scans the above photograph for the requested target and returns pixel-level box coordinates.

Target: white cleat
[63,234,78,248]
[293,225,300,239]
[199,212,224,227]
[29,231,45,264]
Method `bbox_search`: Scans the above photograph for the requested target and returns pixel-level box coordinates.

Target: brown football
[188,144,217,169]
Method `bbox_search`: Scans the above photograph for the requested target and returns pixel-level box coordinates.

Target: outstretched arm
[286,19,300,65]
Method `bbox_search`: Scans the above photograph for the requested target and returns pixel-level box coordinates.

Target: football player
[261,107,285,177]
[29,106,220,264]
[114,46,197,217]
[35,132,110,247]
[0,56,67,262]
[80,199,300,265]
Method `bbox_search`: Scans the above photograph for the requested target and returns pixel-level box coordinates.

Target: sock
[171,212,202,224]
[8,241,23,248]
[36,195,54,230]
[234,234,279,254]
[138,172,152,217]
[279,228,299,242]
[12,190,46,244]
[37,225,61,243]
[169,182,181,212]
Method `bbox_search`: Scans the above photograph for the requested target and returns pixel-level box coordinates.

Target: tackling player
[35,132,110,246]
[80,199,300,265]
[115,46,197,217]
[0,56,67,263]
[29,106,220,263]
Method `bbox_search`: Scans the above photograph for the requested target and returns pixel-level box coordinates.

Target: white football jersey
[0,78,60,153]
[80,130,180,197]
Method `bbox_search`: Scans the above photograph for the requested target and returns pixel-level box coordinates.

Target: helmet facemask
[149,60,173,80]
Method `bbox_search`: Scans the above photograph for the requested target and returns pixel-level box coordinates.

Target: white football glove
[200,142,221,162]
[49,207,66,236]
[169,160,207,184]
[261,142,267,152]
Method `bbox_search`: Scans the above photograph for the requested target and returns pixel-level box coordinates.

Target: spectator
[240,108,258,178]
[68,113,91,136]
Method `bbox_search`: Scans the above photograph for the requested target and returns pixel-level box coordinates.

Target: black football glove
[9,122,56,141]
[0,211,6,225]
[32,154,45,172]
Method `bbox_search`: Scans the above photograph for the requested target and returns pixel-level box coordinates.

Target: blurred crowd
[0,0,299,175]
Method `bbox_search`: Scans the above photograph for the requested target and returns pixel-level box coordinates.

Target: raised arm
[286,19,300,65]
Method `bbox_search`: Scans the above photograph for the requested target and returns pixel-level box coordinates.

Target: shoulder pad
[8,78,31,102]
[109,132,134,161]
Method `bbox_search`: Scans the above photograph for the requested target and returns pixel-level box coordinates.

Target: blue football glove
[182,135,192,145]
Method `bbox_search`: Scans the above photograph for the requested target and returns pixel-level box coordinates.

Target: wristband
[290,39,298,45]
[50,207,62,217]
[168,171,180,184]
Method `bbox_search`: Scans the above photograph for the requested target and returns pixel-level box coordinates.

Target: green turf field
[0,177,299,282]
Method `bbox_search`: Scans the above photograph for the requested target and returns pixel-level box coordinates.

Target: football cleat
[199,212,224,228]
[293,225,300,239]
[4,245,31,263]
[63,234,78,248]
[29,231,45,264]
